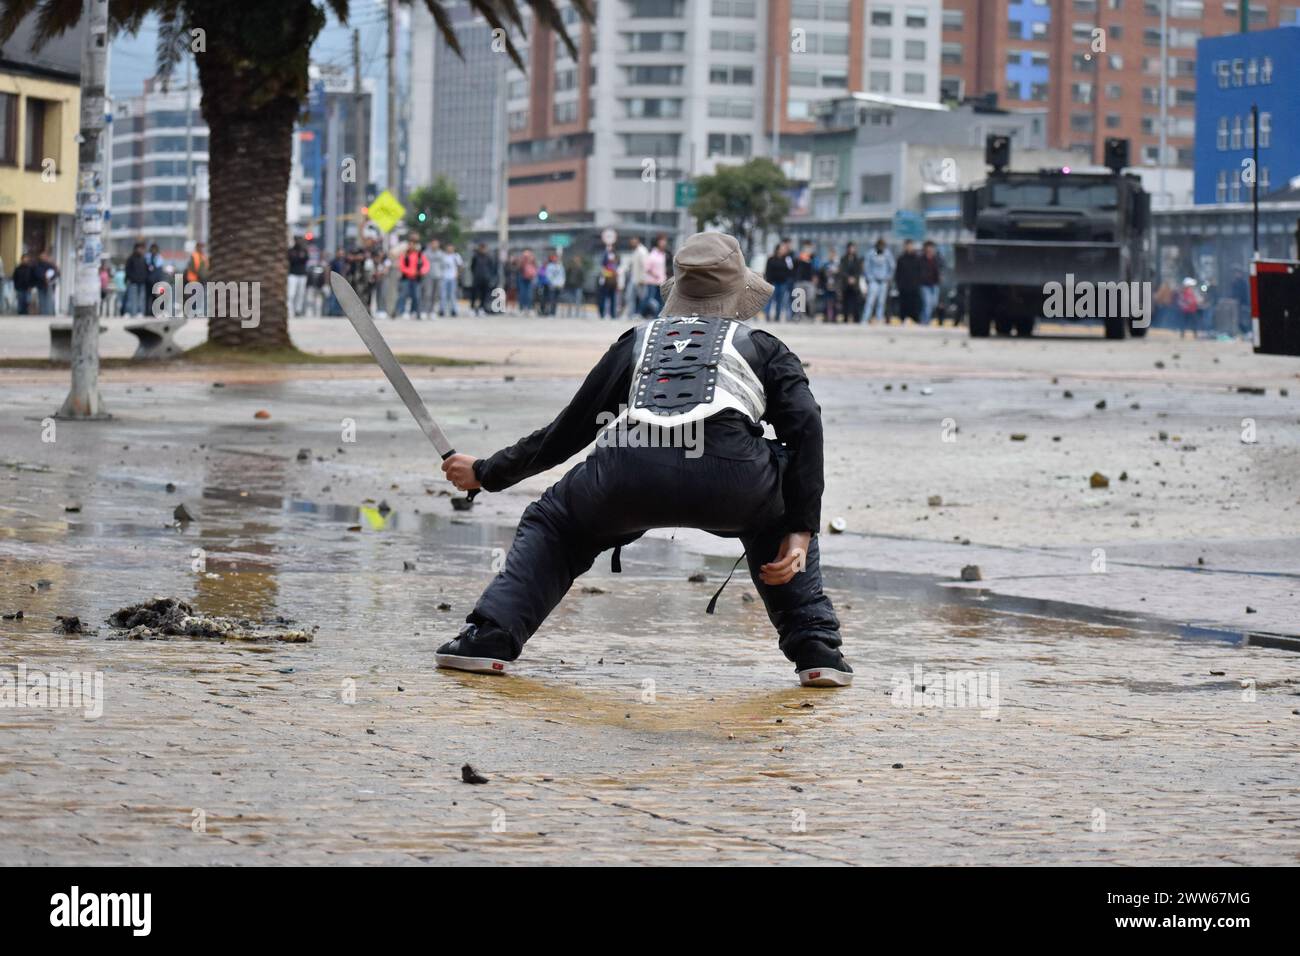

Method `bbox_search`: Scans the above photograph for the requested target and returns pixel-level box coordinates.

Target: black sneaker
[435,624,516,676]
[794,640,853,688]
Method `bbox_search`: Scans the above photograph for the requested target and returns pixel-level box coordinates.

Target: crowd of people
[759,236,948,324]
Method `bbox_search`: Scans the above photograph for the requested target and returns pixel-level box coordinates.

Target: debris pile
[106,597,315,643]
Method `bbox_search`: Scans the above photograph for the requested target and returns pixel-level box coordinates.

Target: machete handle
[440,447,483,501]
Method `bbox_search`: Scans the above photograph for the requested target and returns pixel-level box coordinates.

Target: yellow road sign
[367,190,406,234]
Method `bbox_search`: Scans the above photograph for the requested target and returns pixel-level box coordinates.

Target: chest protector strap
[627,316,765,427]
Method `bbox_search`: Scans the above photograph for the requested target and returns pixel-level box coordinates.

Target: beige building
[0,16,81,310]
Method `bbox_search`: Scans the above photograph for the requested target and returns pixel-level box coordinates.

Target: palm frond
[152,5,188,86]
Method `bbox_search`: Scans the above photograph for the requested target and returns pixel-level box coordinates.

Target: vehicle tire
[967,287,991,337]
[1104,314,1126,339]
[995,316,1014,336]
[1015,316,1035,337]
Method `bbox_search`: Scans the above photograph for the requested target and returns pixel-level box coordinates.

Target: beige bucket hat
[659,232,774,319]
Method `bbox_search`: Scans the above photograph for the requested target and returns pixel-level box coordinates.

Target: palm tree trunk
[204,104,296,348]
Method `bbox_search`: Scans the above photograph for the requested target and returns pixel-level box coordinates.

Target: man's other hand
[760,531,811,586]
[441,453,481,491]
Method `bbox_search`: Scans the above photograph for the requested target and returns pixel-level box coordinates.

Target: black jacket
[125,252,149,284]
[894,251,925,292]
[473,325,826,533]
[764,252,794,284]
[12,263,37,291]
[470,250,496,283]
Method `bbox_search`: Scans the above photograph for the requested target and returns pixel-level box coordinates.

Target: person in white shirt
[622,236,648,317]
[440,243,464,316]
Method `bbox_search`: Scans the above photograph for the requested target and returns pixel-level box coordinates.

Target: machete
[329,270,479,501]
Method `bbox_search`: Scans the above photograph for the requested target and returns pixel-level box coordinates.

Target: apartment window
[1142,87,1159,105]
[629,0,684,16]
[711,31,756,51]
[870,37,891,58]
[710,64,753,84]
[822,33,849,54]
[821,71,848,88]
[905,5,927,26]
[711,0,757,14]
[1259,112,1271,147]
[1105,113,1121,129]
[508,109,528,131]
[553,101,578,123]
[1229,177,1240,203]
[905,39,926,60]
[1072,23,1092,42]
[1230,115,1242,149]
[626,64,684,84]
[0,93,16,165]
[871,7,893,26]
[943,8,964,29]
[792,0,819,17]
[940,76,963,100]
[709,97,755,119]
[1030,82,1049,101]
[1073,82,1094,103]
[1070,113,1093,132]
[626,31,686,51]
[1072,54,1095,71]
[1171,0,1203,14]
[1216,170,1227,203]
[624,97,683,118]
[1075,0,1098,8]
[790,68,818,86]
[903,72,925,93]
[1109,54,1123,69]
[1174,88,1195,106]
[1108,25,1123,40]
[813,154,839,184]
[621,133,680,155]
[706,132,752,156]
[23,97,48,170]
[869,70,891,92]
[824,2,851,22]
[1216,116,1228,150]
[941,42,962,65]
[555,68,577,91]
[861,173,892,204]
[1106,83,1122,99]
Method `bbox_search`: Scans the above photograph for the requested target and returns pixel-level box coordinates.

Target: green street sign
[550,233,572,249]
[675,182,698,208]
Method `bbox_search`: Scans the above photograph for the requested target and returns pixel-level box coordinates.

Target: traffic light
[1104,137,1130,173]
[537,206,549,222]
[985,134,1010,172]
[417,211,427,222]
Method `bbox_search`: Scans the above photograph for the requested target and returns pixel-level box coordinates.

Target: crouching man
[438,232,851,687]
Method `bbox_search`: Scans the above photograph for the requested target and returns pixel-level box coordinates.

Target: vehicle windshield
[987,181,1119,210]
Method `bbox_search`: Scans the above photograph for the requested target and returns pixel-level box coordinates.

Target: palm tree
[0,0,589,349]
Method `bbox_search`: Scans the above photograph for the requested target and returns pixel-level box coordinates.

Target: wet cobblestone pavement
[2,386,1297,864]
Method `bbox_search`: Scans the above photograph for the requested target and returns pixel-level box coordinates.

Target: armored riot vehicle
[955,136,1153,339]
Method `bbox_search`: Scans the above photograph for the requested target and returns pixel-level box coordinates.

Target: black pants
[468,442,841,661]
[898,288,922,323]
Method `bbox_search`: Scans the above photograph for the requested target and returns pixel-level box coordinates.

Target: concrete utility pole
[496,54,509,292]
[386,0,398,195]
[184,54,194,244]
[58,0,111,420]
[325,96,341,254]
[353,28,368,240]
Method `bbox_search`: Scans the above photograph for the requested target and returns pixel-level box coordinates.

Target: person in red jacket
[397,236,431,319]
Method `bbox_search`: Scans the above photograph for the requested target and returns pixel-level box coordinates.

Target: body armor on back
[626,316,766,427]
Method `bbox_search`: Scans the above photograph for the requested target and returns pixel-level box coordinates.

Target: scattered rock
[504,375,516,382]
[1154,360,1165,369]
[402,560,416,571]
[30,579,52,592]
[1281,388,1290,397]
[1158,430,1169,441]
[386,409,399,421]
[461,763,489,785]
[296,448,311,462]
[377,499,392,516]
[1246,606,1257,614]
[253,410,271,420]
[64,503,81,513]
[891,763,905,770]
[688,572,707,583]
[1010,433,1027,441]
[1062,390,1074,399]
[1094,399,1107,410]
[741,592,755,603]
[54,615,95,636]
[828,517,847,534]
[436,602,452,611]
[165,482,176,493]
[960,565,982,582]
[2,610,24,620]
[1119,471,1129,481]
[919,386,933,395]
[1090,471,1109,489]
[927,494,943,507]
[581,586,607,595]
[173,503,195,523]
[1236,385,1265,395]
[106,597,314,642]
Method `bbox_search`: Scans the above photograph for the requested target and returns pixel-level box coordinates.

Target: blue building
[1194,23,1300,205]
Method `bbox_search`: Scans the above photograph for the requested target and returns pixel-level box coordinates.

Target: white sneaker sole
[435,652,511,675]
[798,667,853,688]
